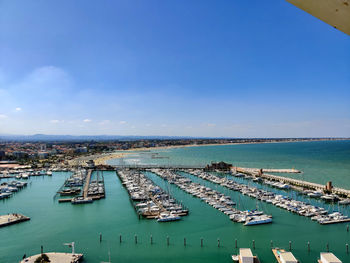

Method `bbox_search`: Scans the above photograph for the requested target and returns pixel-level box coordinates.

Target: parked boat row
[0,169,53,180]
[234,171,349,206]
[87,171,105,199]
[0,180,28,200]
[151,169,272,226]
[186,169,349,225]
[117,169,188,221]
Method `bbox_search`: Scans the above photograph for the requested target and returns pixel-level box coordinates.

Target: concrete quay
[21,252,83,263]
[0,213,30,228]
[234,167,350,197]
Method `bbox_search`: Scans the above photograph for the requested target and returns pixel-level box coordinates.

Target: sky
[0,0,349,138]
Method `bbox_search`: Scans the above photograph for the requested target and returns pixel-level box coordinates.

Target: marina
[1,141,350,262]
[150,168,272,226]
[184,169,349,225]
[117,169,188,220]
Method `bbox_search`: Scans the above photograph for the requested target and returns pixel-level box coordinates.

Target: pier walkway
[234,167,350,197]
[21,252,83,263]
[83,169,92,199]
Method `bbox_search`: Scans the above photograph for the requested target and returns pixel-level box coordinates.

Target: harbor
[1,141,350,262]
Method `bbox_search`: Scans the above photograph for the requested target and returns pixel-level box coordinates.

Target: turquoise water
[110,140,350,188]
[0,141,349,263]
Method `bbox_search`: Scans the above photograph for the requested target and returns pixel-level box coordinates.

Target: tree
[34,254,50,263]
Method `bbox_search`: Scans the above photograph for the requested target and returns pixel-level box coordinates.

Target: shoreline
[94,138,348,165]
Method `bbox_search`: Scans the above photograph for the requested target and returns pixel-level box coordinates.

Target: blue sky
[0,0,349,137]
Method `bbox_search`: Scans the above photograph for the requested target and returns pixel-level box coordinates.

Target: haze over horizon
[1,1,349,138]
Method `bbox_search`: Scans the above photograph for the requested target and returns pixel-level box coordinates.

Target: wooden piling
[150,235,153,245]
[326,243,329,252]
[346,243,349,254]
[201,238,203,247]
[270,240,273,248]
[167,236,169,246]
[217,238,220,247]
[308,241,310,252]
[184,237,186,247]
[119,234,122,243]
[99,233,102,242]
[253,240,255,249]
[135,234,137,244]
[235,239,237,248]
[289,241,292,251]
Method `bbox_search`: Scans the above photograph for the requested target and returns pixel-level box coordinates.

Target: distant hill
[0,134,196,142]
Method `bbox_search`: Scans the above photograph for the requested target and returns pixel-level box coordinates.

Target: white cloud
[83,119,92,123]
[50,119,61,124]
[119,120,127,125]
[0,114,8,119]
[15,107,22,112]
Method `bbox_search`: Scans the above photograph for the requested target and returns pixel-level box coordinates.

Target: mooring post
[217,238,220,247]
[235,239,237,248]
[346,243,349,254]
[167,236,169,246]
[100,233,102,243]
[326,243,329,252]
[119,234,122,243]
[201,237,203,247]
[308,241,310,252]
[135,234,137,244]
[270,240,273,248]
[150,235,153,245]
[253,240,255,249]
[184,237,186,247]
[289,241,292,251]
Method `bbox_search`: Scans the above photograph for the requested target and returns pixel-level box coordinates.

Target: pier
[234,166,350,197]
[83,169,92,199]
[21,252,83,263]
[0,213,30,228]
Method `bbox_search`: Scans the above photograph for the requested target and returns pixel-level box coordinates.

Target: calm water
[0,141,349,263]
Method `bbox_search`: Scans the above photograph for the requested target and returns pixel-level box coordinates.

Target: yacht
[157,213,181,222]
[71,197,93,204]
[244,215,272,226]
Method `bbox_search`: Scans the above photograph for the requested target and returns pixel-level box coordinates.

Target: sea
[0,140,349,263]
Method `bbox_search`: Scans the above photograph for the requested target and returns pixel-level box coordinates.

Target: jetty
[272,248,298,263]
[83,169,92,199]
[234,166,350,198]
[0,213,30,228]
[21,252,83,263]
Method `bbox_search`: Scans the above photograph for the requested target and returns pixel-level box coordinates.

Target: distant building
[38,152,49,159]
[12,151,28,159]
[75,147,88,153]
[0,151,5,160]
[325,181,333,192]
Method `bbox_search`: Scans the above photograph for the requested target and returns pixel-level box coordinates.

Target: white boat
[244,215,272,226]
[157,213,181,222]
[71,197,93,204]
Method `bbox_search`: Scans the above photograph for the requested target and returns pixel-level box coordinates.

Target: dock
[234,166,350,197]
[0,213,30,228]
[21,252,83,263]
[319,218,350,225]
[83,169,92,199]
